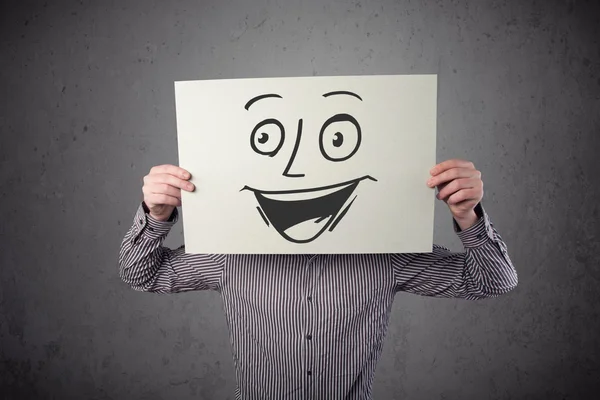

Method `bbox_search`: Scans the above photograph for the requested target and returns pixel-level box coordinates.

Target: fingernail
[427,179,433,187]
[182,172,190,179]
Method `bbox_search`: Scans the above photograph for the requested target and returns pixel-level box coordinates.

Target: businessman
[118,158,517,400]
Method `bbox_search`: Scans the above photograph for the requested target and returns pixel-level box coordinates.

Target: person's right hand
[142,164,195,222]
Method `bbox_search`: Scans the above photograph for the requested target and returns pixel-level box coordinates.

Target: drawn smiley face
[240,91,377,244]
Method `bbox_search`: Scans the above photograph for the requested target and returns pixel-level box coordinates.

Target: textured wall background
[1,0,599,399]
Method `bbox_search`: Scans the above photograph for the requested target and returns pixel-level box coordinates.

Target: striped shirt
[118,201,517,399]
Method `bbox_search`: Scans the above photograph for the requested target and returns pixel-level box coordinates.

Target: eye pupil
[258,132,269,144]
[250,119,285,157]
[318,114,361,162]
[332,132,343,147]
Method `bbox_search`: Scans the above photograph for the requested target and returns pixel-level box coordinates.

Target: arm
[393,203,518,300]
[118,202,226,293]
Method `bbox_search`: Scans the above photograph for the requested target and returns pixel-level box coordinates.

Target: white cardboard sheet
[174,75,437,254]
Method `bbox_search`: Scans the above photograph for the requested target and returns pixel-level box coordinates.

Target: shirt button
[307,296,312,302]
[307,371,312,376]
[306,334,312,340]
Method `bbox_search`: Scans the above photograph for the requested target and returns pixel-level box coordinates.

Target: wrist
[149,212,170,222]
[453,210,479,231]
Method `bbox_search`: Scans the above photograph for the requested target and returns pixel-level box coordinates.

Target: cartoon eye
[250,118,285,157]
[319,113,362,162]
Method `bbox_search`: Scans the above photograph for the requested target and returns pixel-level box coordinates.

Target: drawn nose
[282,119,305,178]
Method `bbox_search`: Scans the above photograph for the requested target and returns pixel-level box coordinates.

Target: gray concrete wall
[1,0,599,398]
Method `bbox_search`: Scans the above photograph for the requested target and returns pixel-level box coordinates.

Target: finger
[428,167,480,187]
[149,164,191,180]
[446,188,480,205]
[145,193,181,207]
[430,159,474,176]
[147,173,195,191]
[437,177,480,200]
[143,183,182,199]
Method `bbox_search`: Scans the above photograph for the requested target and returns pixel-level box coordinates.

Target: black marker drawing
[244,93,283,110]
[282,119,305,177]
[250,118,285,157]
[322,90,363,101]
[242,90,377,244]
[319,113,362,162]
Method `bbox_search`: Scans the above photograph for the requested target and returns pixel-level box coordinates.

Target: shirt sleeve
[118,202,226,293]
[392,203,518,300]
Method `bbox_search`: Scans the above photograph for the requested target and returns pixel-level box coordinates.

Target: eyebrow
[244,93,283,110]
[322,91,363,101]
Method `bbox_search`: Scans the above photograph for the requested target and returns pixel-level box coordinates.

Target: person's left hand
[427,159,483,230]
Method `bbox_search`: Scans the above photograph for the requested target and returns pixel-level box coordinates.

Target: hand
[142,164,195,222]
[427,159,483,230]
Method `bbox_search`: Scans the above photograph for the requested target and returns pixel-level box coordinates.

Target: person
[118,159,517,400]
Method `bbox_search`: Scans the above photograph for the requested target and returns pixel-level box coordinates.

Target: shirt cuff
[131,202,178,243]
[453,203,494,248]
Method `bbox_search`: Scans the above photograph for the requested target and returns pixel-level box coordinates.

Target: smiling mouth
[241,175,377,243]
